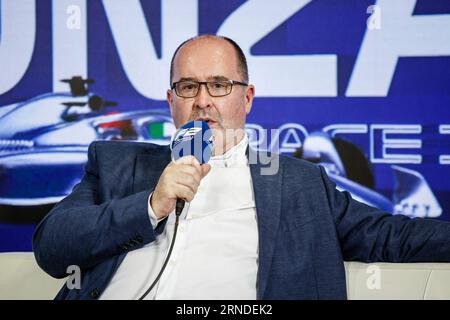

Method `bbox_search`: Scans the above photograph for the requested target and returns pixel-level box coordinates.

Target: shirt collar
[209,134,249,168]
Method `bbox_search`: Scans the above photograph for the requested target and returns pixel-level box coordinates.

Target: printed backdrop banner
[0,0,449,251]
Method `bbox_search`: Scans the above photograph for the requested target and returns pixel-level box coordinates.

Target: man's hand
[150,156,211,219]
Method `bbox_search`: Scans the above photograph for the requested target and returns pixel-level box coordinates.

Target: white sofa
[1,252,450,300]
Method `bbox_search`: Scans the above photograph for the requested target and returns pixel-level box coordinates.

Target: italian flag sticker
[147,122,175,139]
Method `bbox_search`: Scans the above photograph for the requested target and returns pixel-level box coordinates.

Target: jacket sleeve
[319,166,450,263]
[32,141,167,278]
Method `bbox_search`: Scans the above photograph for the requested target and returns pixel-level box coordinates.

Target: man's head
[167,35,255,155]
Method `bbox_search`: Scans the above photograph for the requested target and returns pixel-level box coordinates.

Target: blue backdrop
[0,0,449,251]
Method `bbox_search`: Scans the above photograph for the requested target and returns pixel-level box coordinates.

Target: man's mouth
[196,117,216,125]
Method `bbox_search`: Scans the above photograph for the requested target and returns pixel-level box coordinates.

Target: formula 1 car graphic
[0,81,442,224]
[292,131,442,219]
[0,77,175,212]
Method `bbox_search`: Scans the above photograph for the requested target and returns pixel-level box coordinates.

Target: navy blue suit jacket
[33,141,450,299]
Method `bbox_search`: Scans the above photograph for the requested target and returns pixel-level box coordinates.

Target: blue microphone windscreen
[170,120,213,164]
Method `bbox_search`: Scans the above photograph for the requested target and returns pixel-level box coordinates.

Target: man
[33,35,450,300]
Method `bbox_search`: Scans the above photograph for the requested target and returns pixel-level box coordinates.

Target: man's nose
[194,83,212,109]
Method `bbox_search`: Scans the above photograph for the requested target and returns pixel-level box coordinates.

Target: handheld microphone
[170,120,213,216]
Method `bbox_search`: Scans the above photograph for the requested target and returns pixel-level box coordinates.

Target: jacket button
[90,288,100,298]
[120,244,129,250]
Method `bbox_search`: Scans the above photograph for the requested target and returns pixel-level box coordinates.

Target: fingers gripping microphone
[170,120,213,216]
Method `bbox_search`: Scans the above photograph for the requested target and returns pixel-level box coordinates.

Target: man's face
[167,37,255,155]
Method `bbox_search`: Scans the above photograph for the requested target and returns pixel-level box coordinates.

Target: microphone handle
[175,198,185,216]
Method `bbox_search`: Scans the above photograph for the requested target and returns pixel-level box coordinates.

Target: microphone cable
[137,200,185,300]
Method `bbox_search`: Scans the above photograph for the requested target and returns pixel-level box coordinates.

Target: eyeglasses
[171,80,248,98]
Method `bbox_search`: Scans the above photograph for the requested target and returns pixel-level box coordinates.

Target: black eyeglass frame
[171,79,248,98]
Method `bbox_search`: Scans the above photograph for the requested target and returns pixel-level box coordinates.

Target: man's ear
[244,84,255,114]
[167,89,175,117]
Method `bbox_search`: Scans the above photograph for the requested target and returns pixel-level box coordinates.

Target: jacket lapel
[249,150,283,299]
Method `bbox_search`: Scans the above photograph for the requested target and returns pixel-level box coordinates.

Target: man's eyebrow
[176,77,198,82]
[176,75,230,82]
[207,75,230,81]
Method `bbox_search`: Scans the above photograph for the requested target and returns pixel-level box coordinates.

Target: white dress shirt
[100,135,259,300]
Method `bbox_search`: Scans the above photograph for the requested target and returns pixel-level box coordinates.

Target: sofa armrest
[2,253,450,299]
[345,261,450,299]
[0,252,66,300]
